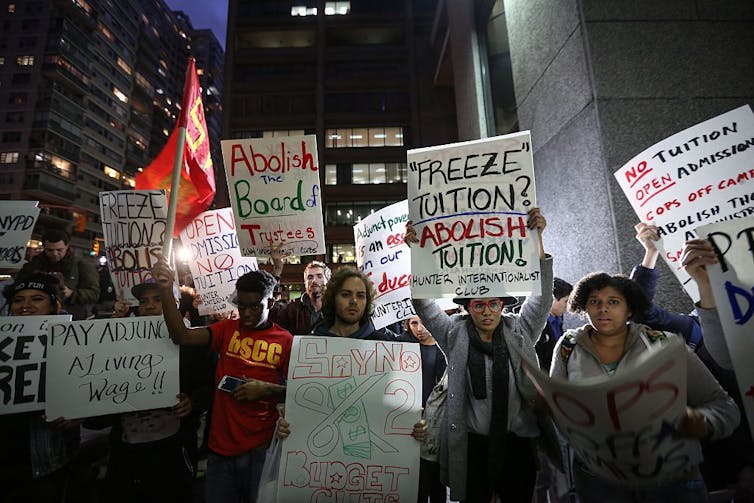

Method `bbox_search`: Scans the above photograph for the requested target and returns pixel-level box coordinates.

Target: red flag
[135,58,215,236]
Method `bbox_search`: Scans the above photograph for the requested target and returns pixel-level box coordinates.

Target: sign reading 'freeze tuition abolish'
[407,132,541,299]
[222,135,325,257]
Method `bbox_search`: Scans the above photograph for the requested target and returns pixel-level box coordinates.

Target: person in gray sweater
[551,271,740,502]
[406,207,553,502]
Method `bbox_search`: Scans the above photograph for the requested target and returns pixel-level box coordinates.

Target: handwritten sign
[278,336,421,502]
[699,216,754,441]
[354,201,415,329]
[0,200,40,269]
[511,336,688,484]
[100,190,168,305]
[614,105,754,301]
[0,315,71,415]
[179,207,258,315]
[407,131,540,299]
[221,135,325,257]
[44,316,179,419]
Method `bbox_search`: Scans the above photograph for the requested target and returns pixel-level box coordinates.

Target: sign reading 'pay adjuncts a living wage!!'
[614,105,754,302]
[221,135,325,257]
[407,131,541,299]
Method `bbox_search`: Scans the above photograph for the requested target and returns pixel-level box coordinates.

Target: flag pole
[162,58,194,261]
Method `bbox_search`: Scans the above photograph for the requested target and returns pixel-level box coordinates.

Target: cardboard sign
[407,131,541,299]
[0,200,40,269]
[180,207,258,315]
[354,201,414,329]
[614,105,754,302]
[511,336,688,484]
[221,135,325,257]
[44,316,179,419]
[699,216,754,441]
[100,190,168,305]
[0,315,71,415]
[278,336,422,502]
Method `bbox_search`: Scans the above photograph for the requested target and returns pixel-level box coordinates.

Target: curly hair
[321,267,375,326]
[236,269,277,299]
[568,272,650,320]
[304,260,332,281]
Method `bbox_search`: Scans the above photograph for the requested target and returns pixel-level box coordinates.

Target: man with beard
[269,260,330,335]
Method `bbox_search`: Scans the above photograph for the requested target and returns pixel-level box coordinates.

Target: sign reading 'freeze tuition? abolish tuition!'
[221,135,325,257]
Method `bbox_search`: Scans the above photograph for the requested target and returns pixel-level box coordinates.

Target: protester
[535,277,573,372]
[152,258,291,503]
[87,280,212,503]
[405,207,554,503]
[16,229,100,319]
[0,273,81,503]
[551,271,740,501]
[269,256,331,335]
[398,315,448,503]
[275,267,428,440]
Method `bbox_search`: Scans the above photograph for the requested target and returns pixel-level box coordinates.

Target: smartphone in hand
[217,375,245,393]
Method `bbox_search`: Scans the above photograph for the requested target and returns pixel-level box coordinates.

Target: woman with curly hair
[550,272,740,502]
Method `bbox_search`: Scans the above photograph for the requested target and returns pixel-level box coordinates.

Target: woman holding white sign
[0,273,80,503]
[551,272,740,502]
[404,207,554,503]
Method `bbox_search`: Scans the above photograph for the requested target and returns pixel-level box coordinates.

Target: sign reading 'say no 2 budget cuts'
[222,135,326,257]
[614,105,754,302]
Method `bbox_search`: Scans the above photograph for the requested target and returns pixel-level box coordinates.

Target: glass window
[0,152,20,163]
[330,244,355,263]
[325,164,337,185]
[352,163,368,184]
[325,127,405,148]
[16,55,34,66]
[385,126,403,146]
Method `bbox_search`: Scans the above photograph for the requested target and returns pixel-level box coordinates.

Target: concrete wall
[504,0,754,314]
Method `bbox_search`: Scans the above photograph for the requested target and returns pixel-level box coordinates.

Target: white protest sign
[354,201,414,329]
[221,134,325,257]
[0,200,40,269]
[45,316,179,419]
[407,131,541,299]
[180,207,258,315]
[699,216,754,441]
[278,336,422,502]
[511,336,688,484]
[100,190,168,305]
[614,105,754,302]
[0,315,71,415]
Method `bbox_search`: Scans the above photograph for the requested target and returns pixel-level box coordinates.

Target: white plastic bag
[256,433,282,502]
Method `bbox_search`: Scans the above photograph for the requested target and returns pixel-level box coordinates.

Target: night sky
[164,0,228,50]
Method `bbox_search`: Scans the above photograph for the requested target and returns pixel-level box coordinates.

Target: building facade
[0,0,222,258]
[222,0,457,285]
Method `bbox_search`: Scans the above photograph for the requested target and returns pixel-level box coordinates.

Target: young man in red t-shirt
[153,258,291,503]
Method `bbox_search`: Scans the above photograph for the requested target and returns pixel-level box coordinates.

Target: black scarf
[467,318,510,492]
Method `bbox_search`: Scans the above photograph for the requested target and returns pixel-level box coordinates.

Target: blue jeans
[206,447,267,503]
[574,461,709,503]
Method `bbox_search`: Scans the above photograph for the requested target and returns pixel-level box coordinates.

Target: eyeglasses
[468,299,503,313]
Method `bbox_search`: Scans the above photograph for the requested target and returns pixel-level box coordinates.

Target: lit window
[291,6,317,16]
[0,152,20,163]
[0,57,4,65]
[117,57,132,75]
[325,1,350,15]
[197,68,205,75]
[123,176,136,187]
[103,166,121,179]
[8,4,15,13]
[112,87,128,103]
[16,55,34,66]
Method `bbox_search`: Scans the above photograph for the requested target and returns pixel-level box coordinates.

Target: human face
[137,290,162,316]
[304,267,327,299]
[406,316,430,342]
[10,289,54,316]
[43,240,69,263]
[334,277,367,326]
[550,295,569,317]
[585,286,631,337]
[468,298,502,336]
[236,291,271,329]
